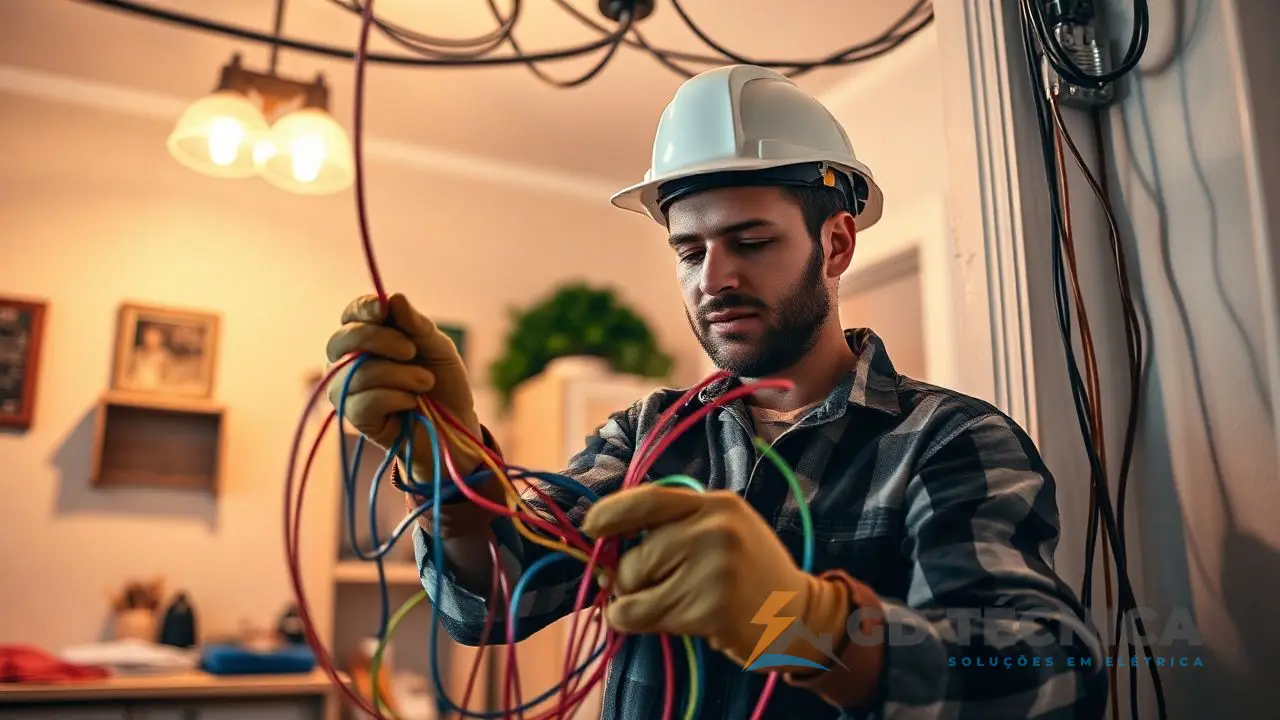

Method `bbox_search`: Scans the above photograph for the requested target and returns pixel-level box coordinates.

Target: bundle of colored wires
[285,351,816,720]
[277,3,819,718]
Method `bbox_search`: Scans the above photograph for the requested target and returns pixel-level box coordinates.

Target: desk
[0,669,343,720]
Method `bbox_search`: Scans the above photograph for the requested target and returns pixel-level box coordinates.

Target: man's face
[667,186,836,377]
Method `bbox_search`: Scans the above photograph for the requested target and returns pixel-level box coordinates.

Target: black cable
[627,26,703,79]
[1065,109,1148,720]
[1015,2,1167,718]
[544,0,932,77]
[1031,0,1151,88]
[490,0,634,88]
[665,0,933,79]
[1052,98,1149,720]
[672,0,934,80]
[70,0,633,66]
[69,0,931,81]
[667,0,754,65]
[267,0,286,74]
[328,0,520,59]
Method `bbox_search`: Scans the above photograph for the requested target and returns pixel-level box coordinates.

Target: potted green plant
[488,282,674,410]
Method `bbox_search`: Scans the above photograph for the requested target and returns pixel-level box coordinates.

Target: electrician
[325,65,1108,719]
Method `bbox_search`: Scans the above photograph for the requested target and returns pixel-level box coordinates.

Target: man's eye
[679,250,705,264]
[738,239,772,250]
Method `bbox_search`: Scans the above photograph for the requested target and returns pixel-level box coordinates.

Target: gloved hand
[325,293,504,538]
[581,485,855,671]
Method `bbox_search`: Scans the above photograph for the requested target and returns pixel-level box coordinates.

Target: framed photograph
[440,323,467,367]
[112,303,220,399]
[0,296,48,430]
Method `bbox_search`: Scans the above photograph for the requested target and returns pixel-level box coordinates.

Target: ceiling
[1,0,929,187]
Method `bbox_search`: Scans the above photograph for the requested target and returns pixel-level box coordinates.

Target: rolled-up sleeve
[796,412,1108,719]
[416,405,637,646]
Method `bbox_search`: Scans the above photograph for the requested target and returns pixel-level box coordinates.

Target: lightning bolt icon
[743,590,799,669]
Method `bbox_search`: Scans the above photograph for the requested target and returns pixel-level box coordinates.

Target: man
[326,65,1107,719]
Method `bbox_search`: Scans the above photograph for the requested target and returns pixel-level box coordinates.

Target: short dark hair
[781,185,850,243]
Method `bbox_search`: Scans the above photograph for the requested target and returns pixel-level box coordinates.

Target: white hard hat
[610,64,883,229]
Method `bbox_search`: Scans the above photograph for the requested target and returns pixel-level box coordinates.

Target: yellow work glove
[325,293,504,538]
[581,485,852,671]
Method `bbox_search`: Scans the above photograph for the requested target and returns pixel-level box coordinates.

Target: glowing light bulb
[253,139,277,165]
[168,90,269,178]
[260,107,352,194]
[206,117,247,167]
[289,135,327,183]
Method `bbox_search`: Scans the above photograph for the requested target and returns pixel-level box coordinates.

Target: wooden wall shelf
[90,391,225,492]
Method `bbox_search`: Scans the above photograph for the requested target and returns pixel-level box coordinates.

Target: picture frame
[440,323,467,367]
[0,296,48,430]
[112,303,220,399]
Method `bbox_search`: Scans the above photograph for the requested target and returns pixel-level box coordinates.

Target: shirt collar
[694,328,902,420]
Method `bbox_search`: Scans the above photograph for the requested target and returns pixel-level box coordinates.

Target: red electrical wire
[289,364,795,719]
[457,541,502,711]
[284,355,383,718]
[351,0,387,308]
[291,0,802,714]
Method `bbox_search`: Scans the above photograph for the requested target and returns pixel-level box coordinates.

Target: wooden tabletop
[0,668,343,704]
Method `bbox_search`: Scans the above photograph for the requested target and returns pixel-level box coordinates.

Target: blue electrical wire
[409,410,611,719]
[337,353,406,639]
[333,355,816,720]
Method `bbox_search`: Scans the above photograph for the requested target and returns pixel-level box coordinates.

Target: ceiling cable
[71,0,933,83]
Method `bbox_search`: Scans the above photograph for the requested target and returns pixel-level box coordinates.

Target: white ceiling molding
[0,63,622,205]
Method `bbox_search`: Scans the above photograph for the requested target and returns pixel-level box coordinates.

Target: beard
[686,245,831,377]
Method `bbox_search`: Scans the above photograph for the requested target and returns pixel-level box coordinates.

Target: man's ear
[824,213,857,279]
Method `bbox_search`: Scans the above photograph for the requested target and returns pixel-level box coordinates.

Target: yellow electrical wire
[419,399,592,566]
[409,404,703,720]
[681,636,699,720]
[370,589,428,720]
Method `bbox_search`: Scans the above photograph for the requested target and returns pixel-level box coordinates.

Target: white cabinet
[506,356,659,471]
[499,358,660,720]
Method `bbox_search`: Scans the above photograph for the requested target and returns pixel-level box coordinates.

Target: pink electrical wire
[299,0,797,712]
[351,0,388,309]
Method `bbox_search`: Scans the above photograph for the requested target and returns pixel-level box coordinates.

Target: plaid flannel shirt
[414,329,1108,720]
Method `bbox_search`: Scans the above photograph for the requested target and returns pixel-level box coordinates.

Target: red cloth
[0,645,110,683]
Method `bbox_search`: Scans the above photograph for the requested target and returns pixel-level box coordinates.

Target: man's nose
[699,245,741,296]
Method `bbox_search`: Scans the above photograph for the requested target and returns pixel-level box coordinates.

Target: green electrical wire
[654,474,707,494]
[653,473,705,720]
[365,447,811,720]
[752,437,815,573]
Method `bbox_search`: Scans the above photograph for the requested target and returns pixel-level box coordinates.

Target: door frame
[934,0,1053,442]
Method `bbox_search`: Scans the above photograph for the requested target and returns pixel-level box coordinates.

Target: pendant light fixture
[165,0,353,195]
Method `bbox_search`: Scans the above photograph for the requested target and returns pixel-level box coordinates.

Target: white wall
[1033,0,1280,716]
[0,89,702,652]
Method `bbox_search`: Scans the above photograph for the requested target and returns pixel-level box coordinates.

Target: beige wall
[839,267,927,381]
[821,26,955,390]
[0,92,703,651]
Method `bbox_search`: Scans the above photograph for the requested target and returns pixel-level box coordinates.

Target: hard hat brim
[610,156,884,230]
